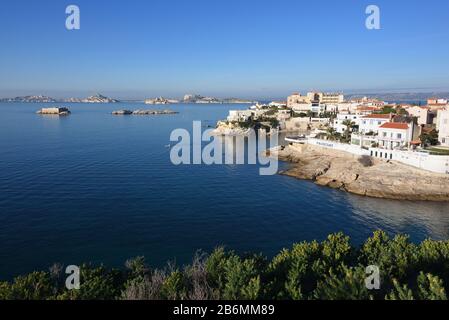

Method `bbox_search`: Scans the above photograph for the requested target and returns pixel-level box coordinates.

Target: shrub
[2,231,449,300]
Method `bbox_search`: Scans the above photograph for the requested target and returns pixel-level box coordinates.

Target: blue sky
[1,0,449,99]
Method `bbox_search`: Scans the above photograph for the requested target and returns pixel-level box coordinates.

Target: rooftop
[379,122,409,130]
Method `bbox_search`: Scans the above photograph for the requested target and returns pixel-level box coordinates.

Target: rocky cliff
[269,144,449,201]
[212,121,252,136]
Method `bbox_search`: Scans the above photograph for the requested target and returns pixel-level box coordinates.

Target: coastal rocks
[212,121,251,136]
[112,110,133,115]
[36,107,71,115]
[270,144,449,201]
[111,109,178,115]
[132,109,178,115]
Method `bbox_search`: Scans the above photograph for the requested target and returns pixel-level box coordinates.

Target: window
[378,121,381,125]
[383,132,387,137]
[397,133,402,139]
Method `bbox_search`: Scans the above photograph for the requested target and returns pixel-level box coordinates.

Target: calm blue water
[0,102,448,280]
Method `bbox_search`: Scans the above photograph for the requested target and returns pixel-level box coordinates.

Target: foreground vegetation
[1,231,449,300]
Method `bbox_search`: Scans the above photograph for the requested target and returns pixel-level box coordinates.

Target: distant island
[112,109,178,115]
[144,97,179,105]
[0,93,256,105]
[181,94,256,104]
[64,94,119,103]
[0,93,119,103]
[0,95,58,103]
[143,94,256,104]
[346,92,449,103]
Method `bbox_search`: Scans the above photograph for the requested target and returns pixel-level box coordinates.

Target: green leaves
[417,272,447,300]
[2,231,449,300]
[313,266,372,300]
[222,254,262,300]
[0,272,53,300]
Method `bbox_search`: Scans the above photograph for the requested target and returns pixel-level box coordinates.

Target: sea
[0,102,448,280]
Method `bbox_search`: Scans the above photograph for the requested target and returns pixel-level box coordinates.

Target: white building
[405,106,432,125]
[437,109,449,146]
[377,122,417,150]
[227,110,253,122]
[359,114,392,134]
[269,101,287,108]
[333,114,362,134]
[355,106,379,115]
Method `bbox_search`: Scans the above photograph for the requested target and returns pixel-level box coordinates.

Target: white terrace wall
[307,138,370,156]
[369,147,449,174]
[304,138,449,174]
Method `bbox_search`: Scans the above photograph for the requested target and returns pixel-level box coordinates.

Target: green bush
[1,231,449,300]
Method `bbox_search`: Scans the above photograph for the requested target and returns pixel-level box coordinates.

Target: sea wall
[301,138,449,175]
[369,147,449,174]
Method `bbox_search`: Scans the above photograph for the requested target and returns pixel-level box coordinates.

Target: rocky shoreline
[269,144,449,201]
[212,121,252,136]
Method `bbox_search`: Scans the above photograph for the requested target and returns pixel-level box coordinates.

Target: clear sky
[1,0,449,99]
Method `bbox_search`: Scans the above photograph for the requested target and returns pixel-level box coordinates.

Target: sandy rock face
[270,144,449,201]
[212,121,252,136]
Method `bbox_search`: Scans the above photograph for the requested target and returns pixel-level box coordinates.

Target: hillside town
[216,92,449,174]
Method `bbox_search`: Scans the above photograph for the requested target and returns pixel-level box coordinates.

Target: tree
[416,272,447,300]
[420,129,439,147]
[326,127,338,141]
[377,106,397,114]
[342,120,356,140]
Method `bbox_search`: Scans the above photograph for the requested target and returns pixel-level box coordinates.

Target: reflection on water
[346,194,449,240]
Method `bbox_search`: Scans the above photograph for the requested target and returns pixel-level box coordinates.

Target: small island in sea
[36,107,71,115]
[144,97,179,105]
[65,93,119,103]
[112,109,178,115]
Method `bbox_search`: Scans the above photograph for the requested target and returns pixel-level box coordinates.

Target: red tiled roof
[379,122,409,130]
[362,114,391,119]
[356,106,377,110]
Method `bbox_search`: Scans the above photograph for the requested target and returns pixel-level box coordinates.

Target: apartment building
[359,114,392,134]
[333,114,362,134]
[437,109,449,146]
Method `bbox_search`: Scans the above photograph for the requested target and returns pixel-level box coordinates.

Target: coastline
[269,143,449,201]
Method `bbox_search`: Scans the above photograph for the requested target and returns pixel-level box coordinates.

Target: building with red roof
[377,121,419,150]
